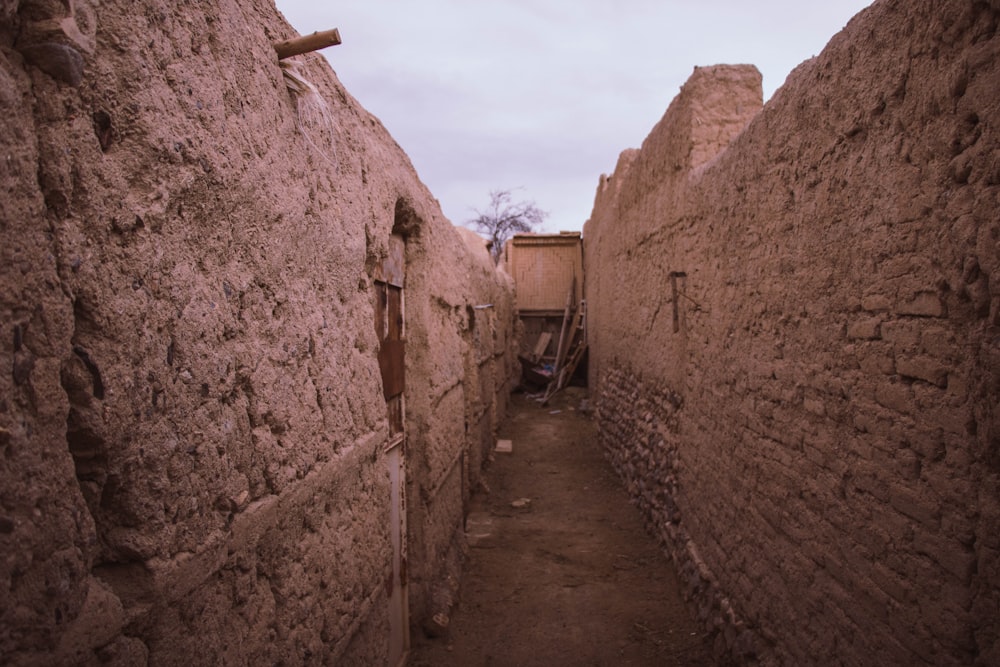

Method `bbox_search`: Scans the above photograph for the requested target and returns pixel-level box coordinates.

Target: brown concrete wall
[0,1,515,665]
[584,1,1000,665]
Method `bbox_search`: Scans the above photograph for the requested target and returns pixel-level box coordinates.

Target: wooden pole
[552,278,575,375]
[274,28,342,60]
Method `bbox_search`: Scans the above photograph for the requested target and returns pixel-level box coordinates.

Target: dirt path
[409,389,715,666]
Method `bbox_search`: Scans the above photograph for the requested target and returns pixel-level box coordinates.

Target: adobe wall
[0,1,515,665]
[405,226,518,631]
[585,1,1000,665]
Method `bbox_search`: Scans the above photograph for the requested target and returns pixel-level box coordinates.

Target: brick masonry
[585,1,1000,665]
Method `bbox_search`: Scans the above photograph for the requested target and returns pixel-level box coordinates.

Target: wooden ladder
[542,300,586,405]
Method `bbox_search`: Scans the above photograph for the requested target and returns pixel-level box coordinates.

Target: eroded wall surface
[0,1,515,664]
[585,1,1000,665]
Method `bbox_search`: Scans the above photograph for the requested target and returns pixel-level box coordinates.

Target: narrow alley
[410,388,714,666]
[5,3,998,665]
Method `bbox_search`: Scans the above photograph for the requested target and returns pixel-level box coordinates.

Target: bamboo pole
[274,28,342,60]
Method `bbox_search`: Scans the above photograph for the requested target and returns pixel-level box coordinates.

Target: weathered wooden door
[373,234,408,665]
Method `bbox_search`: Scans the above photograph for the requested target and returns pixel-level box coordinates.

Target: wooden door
[374,234,408,665]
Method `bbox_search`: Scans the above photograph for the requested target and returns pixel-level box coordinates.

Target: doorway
[374,233,408,666]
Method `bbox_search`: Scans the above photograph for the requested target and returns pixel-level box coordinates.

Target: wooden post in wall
[274,28,342,60]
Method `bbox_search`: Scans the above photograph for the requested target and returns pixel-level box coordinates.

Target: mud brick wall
[404,229,518,630]
[585,1,1000,665]
[1,1,516,664]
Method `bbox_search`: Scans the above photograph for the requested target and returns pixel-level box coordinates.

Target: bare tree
[467,189,547,264]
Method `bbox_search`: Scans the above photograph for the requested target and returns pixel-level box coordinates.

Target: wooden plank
[558,343,587,390]
[387,395,404,436]
[385,235,406,287]
[374,234,406,287]
[274,28,342,60]
[555,308,582,372]
[388,286,403,340]
[541,342,587,406]
[530,332,552,363]
[544,301,585,400]
[374,283,387,339]
[552,278,575,372]
[378,340,406,399]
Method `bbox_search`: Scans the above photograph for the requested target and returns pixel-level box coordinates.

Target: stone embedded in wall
[847,315,882,340]
[898,291,948,318]
[896,355,949,388]
[19,42,85,85]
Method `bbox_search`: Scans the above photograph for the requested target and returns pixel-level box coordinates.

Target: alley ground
[409,388,715,666]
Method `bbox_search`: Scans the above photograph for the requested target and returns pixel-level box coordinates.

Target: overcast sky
[274,1,874,233]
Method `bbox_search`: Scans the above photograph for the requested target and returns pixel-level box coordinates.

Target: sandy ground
[409,388,715,666]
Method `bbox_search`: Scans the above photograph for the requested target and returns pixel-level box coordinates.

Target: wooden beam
[530,332,552,363]
[552,277,575,373]
[274,28,342,60]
